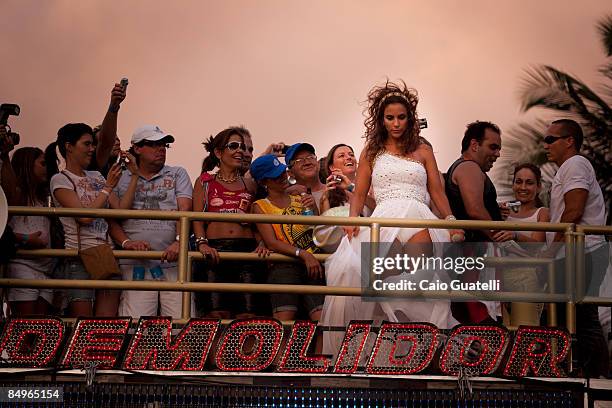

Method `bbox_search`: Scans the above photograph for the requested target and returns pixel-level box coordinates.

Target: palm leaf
[596,15,612,57]
[600,63,612,82]
[507,16,612,225]
[520,66,612,122]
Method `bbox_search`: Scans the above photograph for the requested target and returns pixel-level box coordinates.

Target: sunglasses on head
[543,135,570,145]
[224,141,247,151]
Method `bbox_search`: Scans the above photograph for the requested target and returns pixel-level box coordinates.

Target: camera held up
[0,103,21,147]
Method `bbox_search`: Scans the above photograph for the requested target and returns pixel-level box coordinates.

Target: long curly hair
[363,80,420,164]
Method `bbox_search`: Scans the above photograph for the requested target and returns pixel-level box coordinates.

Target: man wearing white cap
[109,125,193,318]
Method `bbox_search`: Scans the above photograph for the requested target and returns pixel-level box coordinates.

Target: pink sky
[1,0,609,179]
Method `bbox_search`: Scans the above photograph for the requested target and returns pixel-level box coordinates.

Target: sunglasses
[290,154,317,167]
[543,135,570,145]
[139,140,170,149]
[224,141,247,152]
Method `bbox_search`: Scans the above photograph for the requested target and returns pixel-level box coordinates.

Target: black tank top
[445,158,501,242]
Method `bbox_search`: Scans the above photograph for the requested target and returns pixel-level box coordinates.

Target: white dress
[320,152,451,356]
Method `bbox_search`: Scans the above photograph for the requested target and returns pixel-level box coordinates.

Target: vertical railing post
[574,227,586,303]
[564,225,576,373]
[182,255,193,320]
[368,223,381,296]
[546,261,557,327]
[177,216,191,319]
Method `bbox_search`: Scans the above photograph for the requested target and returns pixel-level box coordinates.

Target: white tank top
[507,207,544,237]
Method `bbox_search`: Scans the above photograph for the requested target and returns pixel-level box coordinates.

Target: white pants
[7,263,53,303]
[118,264,195,319]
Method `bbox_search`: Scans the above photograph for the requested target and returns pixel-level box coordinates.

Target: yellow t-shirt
[254,195,318,253]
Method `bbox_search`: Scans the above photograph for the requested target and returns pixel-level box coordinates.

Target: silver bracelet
[295,248,301,257]
[445,215,457,221]
[121,239,130,248]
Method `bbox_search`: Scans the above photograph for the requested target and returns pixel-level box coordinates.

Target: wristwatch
[195,237,209,247]
[347,183,355,193]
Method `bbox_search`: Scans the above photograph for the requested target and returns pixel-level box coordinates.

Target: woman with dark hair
[319,143,376,214]
[6,147,54,315]
[313,144,375,253]
[320,81,463,355]
[495,163,549,327]
[192,127,269,319]
[46,123,138,317]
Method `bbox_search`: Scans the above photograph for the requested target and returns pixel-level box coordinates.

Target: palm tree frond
[596,14,612,57]
[599,63,612,82]
[507,16,612,224]
[520,66,612,120]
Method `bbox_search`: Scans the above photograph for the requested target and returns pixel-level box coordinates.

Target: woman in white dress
[320,81,464,355]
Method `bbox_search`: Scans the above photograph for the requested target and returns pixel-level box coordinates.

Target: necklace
[216,171,239,183]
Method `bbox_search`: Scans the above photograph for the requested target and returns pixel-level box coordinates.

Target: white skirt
[320,198,452,357]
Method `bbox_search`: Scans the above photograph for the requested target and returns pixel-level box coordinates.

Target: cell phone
[120,77,129,89]
[116,154,127,170]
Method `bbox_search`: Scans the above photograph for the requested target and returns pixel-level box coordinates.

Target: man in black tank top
[444,121,502,324]
[445,121,502,241]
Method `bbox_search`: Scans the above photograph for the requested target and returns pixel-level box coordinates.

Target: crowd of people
[0,79,609,377]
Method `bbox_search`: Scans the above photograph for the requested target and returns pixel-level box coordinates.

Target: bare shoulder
[538,207,550,222]
[359,148,373,169]
[453,160,484,182]
[455,160,481,173]
[251,201,263,214]
[244,176,257,193]
[416,143,434,160]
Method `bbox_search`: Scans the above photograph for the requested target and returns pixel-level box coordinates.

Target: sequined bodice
[371,152,428,205]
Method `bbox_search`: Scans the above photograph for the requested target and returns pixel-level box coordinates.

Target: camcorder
[0,103,21,147]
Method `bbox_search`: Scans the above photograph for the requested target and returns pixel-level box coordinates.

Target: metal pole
[182,255,193,320]
[564,226,576,334]
[574,228,586,303]
[547,262,557,327]
[564,225,576,374]
[368,223,381,297]
[177,217,190,284]
[9,205,573,232]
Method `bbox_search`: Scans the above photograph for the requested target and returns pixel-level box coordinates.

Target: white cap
[131,125,175,144]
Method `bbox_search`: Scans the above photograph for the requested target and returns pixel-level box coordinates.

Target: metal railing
[575,225,612,306]
[1,206,610,333]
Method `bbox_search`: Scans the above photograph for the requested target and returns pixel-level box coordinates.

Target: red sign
[0,317,571,378]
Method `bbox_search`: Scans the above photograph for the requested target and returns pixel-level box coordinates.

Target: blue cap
[284,143,316,166]
[250,154,287,181]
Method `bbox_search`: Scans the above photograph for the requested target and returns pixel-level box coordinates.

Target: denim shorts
[56,259,95,303]
[205,238,265,315]
[268,262,324,315]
